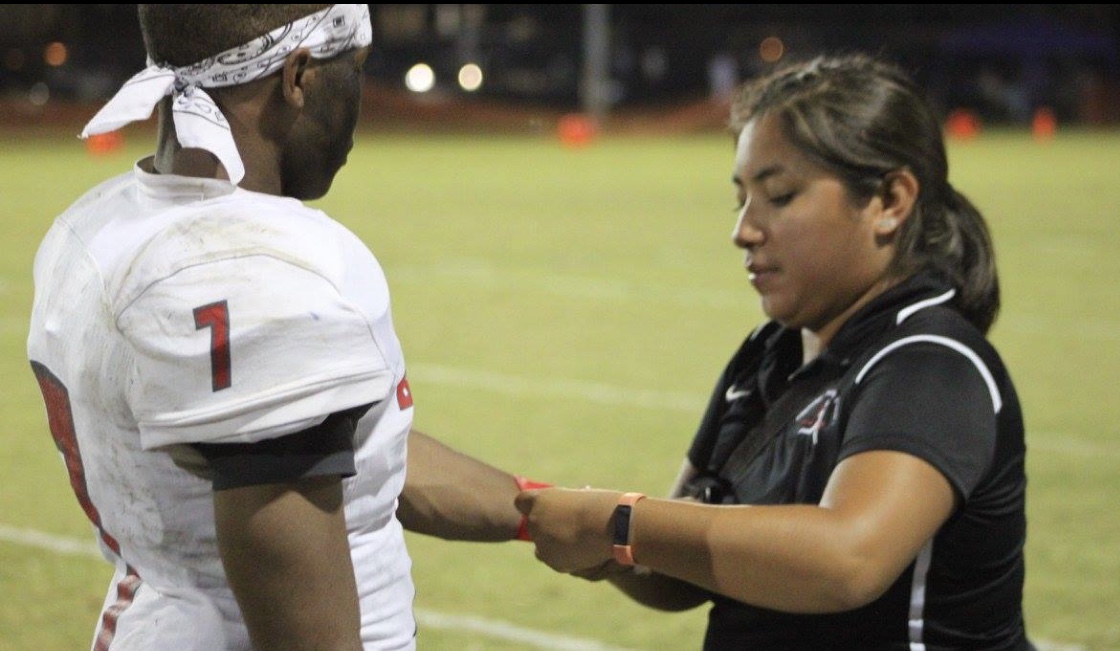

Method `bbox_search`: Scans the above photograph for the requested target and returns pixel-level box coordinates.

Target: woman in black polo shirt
[516,52,1032,651]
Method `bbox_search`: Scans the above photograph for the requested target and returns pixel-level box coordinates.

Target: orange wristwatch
[611,492,647,566]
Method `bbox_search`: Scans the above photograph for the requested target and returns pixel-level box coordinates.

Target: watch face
[612,504,633,545]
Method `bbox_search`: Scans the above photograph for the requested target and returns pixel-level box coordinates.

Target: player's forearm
[398,429,524,541]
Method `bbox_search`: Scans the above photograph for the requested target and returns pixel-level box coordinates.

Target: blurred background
[2,3,1119,134]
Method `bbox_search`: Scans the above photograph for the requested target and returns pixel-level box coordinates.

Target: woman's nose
[732,201,763,249]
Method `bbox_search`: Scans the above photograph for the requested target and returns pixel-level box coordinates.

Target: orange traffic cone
[85,131,124,156]
[557,113,598,148]
[1032,107,1056,141]
[946,109,980,141]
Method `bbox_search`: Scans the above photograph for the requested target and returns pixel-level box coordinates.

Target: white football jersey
[27,162,417,651]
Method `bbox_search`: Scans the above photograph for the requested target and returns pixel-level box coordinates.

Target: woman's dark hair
[138,4,333,66]
[730,53,1000,333]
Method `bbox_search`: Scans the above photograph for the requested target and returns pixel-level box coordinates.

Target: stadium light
[405,63,435,93]
[44,42,68,67]
[458,63,483,92]
[759,36,784,63]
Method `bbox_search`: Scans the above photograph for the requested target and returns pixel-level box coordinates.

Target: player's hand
[514,487,620,574]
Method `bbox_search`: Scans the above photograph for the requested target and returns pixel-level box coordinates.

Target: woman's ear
[873,168,919,235]
[281,48,314,108]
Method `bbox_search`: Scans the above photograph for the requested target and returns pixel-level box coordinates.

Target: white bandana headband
[80,4,372,184]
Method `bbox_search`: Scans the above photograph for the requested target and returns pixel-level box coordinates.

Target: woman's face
[730,113,897,343]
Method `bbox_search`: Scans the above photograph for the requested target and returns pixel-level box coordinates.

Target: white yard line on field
[1027,436,1120,460]
[411,362,1120,460]
[415,610,643,651]
[0,524,1094,651]
[0,523,643,651]
[390,262,746,311]
[390,259,1120,343]
[409,362,705,413]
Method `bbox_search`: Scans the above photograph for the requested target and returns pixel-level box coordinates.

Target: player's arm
[214,478,361,651]
[196,408,368,651]
[397,428,527,541]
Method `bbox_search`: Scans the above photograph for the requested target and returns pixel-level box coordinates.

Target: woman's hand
[514,487,621,573]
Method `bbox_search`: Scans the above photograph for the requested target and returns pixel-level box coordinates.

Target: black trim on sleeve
[192,403,372,491]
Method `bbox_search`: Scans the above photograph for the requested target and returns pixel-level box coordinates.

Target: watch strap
[611,492,647,566]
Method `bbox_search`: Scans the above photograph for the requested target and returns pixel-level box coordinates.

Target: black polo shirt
[686,272,1029,651]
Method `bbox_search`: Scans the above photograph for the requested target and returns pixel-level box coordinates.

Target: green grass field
[1,123,1118,650]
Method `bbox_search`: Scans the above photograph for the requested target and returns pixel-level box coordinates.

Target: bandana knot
[80,4,372,185]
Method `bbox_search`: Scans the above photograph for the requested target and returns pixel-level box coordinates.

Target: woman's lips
[748,263,776,288]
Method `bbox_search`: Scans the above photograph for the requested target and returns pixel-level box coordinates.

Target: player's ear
[282,48,313,109]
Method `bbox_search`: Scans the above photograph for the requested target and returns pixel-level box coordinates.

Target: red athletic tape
[514,476,553,541]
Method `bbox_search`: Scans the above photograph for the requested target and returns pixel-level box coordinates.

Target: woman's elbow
[819,556,899,612]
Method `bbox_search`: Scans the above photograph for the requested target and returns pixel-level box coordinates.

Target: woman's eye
[769,192,794,207]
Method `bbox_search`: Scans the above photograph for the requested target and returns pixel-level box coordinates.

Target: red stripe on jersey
[93,569,141,651]
[31,361,124,556]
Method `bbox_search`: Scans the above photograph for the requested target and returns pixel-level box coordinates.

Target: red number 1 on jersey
[193,300,231,392]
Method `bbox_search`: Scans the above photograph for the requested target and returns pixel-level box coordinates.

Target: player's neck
[160,148,226,180]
